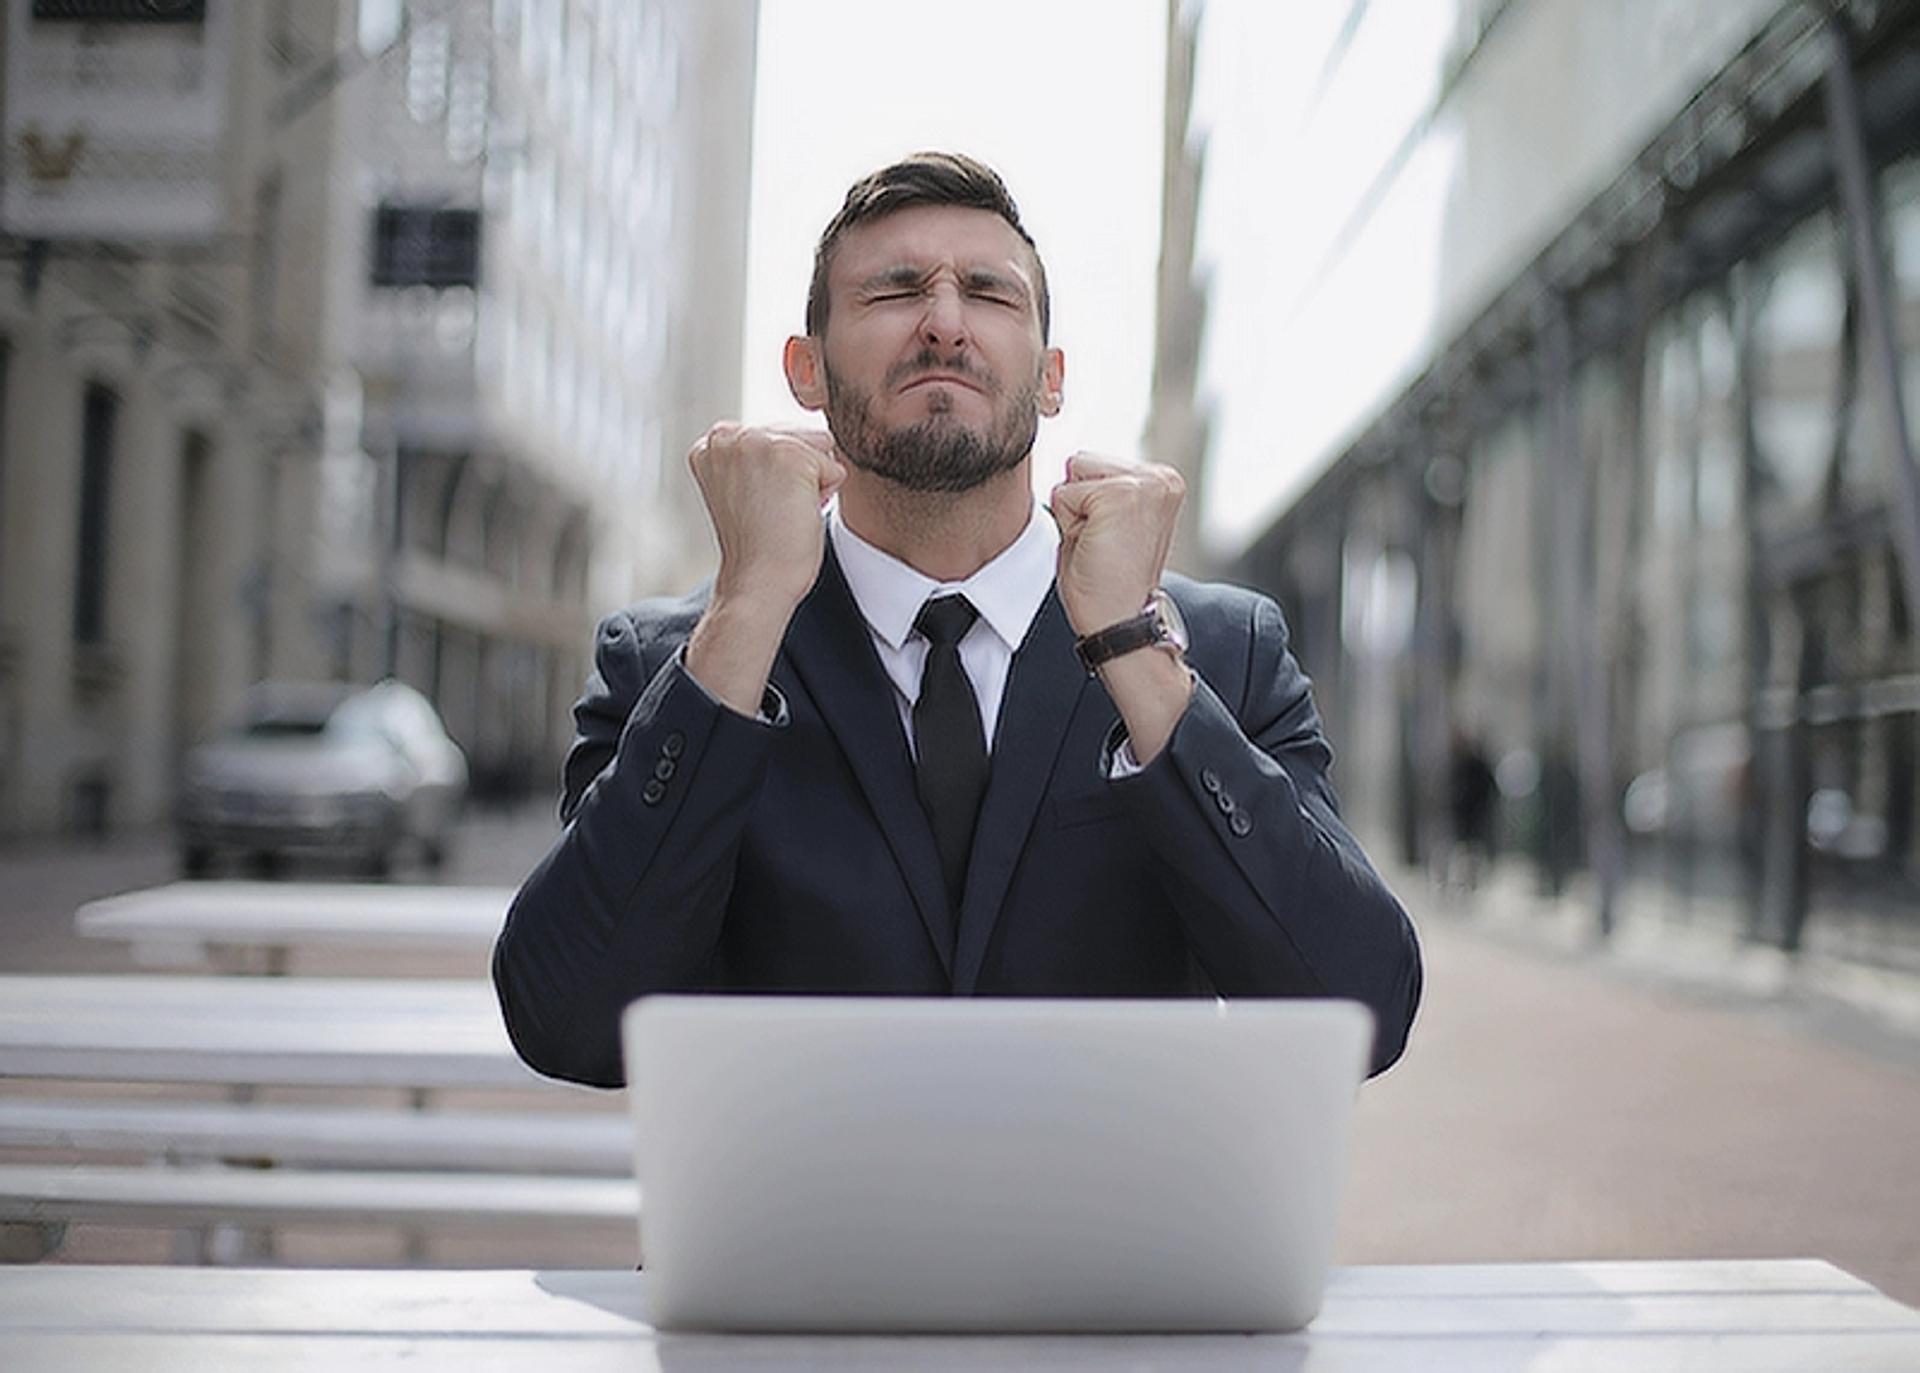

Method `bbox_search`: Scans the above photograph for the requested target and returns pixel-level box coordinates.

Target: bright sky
[741,0,1166,497]
[1186,1,1456,553]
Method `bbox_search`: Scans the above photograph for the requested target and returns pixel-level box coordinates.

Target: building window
[1889,155,1920,435]
[406,17,451,123]
[1746,212,1846,528]
[73,382,118,646]
[446,54,490,164]
[251,170,283,356]
[0,341,10,575]
[32,1,206,21]
[371,204,482,289]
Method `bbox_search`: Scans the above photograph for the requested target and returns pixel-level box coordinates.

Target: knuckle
[765,441,818,484]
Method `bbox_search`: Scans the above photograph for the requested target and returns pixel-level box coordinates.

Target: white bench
[0,974,560,1091]
[3,1260,1918,1367]
[0,973,625,1261]
[73,882,513,972]
[0,1164,638,1261]
[0,1095,634,1263]
[0,1098,631,1174]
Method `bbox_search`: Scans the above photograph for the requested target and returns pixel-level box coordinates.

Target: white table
[0,974,560,1092]
[0,1260,1915,1369]
[74,882,513,970]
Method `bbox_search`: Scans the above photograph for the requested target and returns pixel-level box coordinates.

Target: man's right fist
[689,423,847,614]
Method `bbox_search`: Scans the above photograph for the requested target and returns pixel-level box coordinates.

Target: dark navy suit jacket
[493,544,1422,1087]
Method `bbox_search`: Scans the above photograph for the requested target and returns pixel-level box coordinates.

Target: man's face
[795,205,1063,493]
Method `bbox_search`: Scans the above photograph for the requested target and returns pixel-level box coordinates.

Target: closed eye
[963,272,1026,308]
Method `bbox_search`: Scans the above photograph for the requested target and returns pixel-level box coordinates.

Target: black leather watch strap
[1074,610,1163,673]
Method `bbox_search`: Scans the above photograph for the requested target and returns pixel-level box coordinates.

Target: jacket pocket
[1051,787,1127,830]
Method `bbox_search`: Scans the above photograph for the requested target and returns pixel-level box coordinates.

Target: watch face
[1151,588,1190,652]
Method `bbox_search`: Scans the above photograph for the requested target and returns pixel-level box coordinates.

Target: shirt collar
[828,501,1058,653]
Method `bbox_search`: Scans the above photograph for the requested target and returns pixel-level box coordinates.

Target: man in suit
[494,152,1421,1088]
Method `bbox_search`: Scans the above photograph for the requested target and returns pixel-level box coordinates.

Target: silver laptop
[621,995,1373,1334]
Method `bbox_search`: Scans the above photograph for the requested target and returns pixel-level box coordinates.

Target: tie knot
[914,594,979,648]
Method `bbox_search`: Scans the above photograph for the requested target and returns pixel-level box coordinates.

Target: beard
[823,348,1042,494]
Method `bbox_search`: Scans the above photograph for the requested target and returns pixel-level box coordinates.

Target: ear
[1038,347,1066,417]
[784,335,827,412]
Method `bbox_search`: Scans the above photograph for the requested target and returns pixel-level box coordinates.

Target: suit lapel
[951,588,1094,993]
[781,543,956,975]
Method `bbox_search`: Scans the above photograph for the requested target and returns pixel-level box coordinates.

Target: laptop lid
[622,996,1373,1334]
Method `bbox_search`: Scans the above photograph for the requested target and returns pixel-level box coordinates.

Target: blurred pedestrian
[1448,727,1499,890]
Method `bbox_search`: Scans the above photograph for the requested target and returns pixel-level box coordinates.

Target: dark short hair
[806,151,1050,342]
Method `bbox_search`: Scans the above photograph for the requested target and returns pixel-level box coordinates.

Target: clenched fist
[689,423,848,615]
[684,423,847,717]
[1050,453,1186,636]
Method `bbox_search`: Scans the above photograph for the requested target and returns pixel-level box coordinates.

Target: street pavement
[1344,864,1920,1306]
[1,806,1916,1304]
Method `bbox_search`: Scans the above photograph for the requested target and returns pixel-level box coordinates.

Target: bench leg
[173,1224,209,1265]
[204,1220,277,1265]
[175,1144,279,1265]
[175,1217,278,1265]
[0,1221,63,1262]
[400,1085,434,1262]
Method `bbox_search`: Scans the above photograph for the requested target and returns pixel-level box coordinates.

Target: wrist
[686,595,794,718]
[1066,593,1152,639]
[704,586,800,637]
[1073,587,1188,674]
[1097,651,1194,766]
[712,568,809,622]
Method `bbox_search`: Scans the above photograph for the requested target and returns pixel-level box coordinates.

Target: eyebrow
[854,264,1032,303]
[858,266,932,294]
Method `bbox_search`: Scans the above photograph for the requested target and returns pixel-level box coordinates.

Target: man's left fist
[1050,453,1186,636]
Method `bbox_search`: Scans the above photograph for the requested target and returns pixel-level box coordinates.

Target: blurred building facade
[0,0,756,838]
[1160,0,1920,966]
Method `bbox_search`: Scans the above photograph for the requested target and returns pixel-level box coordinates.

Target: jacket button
[642,779,667,806]
[1229,811,1253,838]
[1200,767,1222,794]
[662,731,686,759]
[1215,790,1236,815]
[653,757,676,782]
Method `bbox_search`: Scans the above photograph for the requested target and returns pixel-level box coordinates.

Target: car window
[238,715,329,739]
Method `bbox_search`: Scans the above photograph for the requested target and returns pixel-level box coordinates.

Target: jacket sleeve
[1115,590,1422,1076]
[492,608,786,1087]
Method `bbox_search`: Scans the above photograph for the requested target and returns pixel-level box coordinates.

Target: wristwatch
[1074,588,1190,673]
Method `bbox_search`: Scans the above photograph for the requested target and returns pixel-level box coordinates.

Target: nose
[919,282,968,351]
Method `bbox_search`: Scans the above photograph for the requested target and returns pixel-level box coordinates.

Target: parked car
[176,680,468,878]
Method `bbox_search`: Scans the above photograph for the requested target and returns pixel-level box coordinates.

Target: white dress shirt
[829,502,1058,759]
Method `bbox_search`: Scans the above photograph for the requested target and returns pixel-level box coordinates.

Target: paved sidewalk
[1418,860,1920,1074]
[1340,861,1920,1307]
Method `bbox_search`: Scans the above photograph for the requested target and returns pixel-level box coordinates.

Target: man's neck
[837,464,1036,583]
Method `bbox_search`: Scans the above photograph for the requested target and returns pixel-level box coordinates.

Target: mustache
[883,350,997,393]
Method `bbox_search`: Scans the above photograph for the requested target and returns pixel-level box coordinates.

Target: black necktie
[913,595,988,910]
